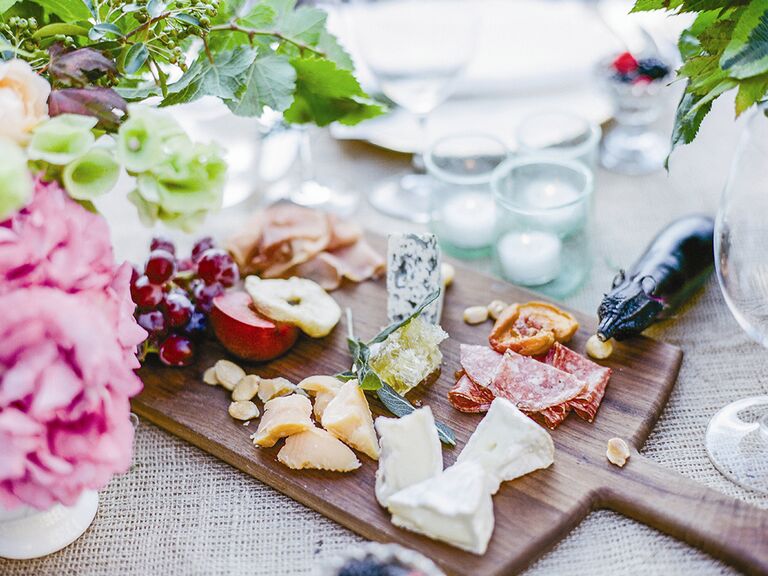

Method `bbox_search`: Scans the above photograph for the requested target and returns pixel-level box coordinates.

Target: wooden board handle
[600,453,768,576]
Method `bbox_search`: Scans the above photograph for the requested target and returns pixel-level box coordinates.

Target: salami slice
[533,403,571,430]
[545,342,611,422]
[459,344,503,388]
[489,350,587,412]
[448,373,495,413]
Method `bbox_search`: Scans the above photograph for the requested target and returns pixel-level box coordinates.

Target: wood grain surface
[133,238,768,576]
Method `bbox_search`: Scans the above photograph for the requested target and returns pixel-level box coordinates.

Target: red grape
[177,257,194,272]
[193,281,225,313]
[150,236,176,256]
[145,249,176,284]
[136,310,166,335]
[158,334,194,367]
[163,290,194,328]
[183,311,208,339]
[131,275,163,309]
[197,248,239,287]
[191,236,215,263]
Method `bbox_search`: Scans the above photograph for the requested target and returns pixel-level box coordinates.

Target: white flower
[0,59,51,145]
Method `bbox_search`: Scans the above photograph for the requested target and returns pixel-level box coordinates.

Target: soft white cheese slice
[374,406,443,507]
[457,397,554,494]
[387,461,495,555]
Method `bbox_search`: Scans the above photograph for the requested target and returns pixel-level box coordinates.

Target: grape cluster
[1,16,51,58]
[131,235,239,367]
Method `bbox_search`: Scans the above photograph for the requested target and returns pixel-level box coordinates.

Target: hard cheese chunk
[321,380,380,460]
[374,407,443,507]
[457,398,554,494]
[386,233,442,324]
[277,426,360,472]
[251,394,313,448]
[387,461,495,555]
[298,375,343,420]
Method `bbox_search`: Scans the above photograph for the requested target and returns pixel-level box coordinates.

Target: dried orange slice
[489,302,578,356]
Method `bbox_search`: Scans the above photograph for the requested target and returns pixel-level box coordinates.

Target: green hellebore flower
[0,138,33,220]
[117,104,185,173]
[62,147,120,200]
[27,114,97,165]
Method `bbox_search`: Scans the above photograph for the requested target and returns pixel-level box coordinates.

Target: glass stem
[298,125,316,183]
[411,113,429,173]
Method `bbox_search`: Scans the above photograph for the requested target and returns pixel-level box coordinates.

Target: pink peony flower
[0,177,146,510]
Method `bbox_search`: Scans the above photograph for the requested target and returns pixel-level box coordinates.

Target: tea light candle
[439,192,496,249]
[523,179,583,233]
[497,231,562,285]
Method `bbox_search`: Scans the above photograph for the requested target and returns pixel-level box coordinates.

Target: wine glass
[347,0,479,222]
[707,104,768,494]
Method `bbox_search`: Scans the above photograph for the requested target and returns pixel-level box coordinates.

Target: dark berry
[158,334,195,367]
[136,310,166,335]
[191,236,215,263]
[194,281,225,313]
[197,248,239,287]
[183,311,208,339]
[612,51,638,75]
[150,235,176,255]
[177,257,194,272]
[131,275,164,309]
[637,57,670,80]
[338,556,413,576]
[144,249,176,284]
[163,291,194,328]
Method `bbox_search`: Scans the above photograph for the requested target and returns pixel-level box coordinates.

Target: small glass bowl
[315,542,446,576]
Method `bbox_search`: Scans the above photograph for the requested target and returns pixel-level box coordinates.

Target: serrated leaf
[115,81,161,101]
[161,47,256,107]
[238,3,276,28]
[721,2,768,79]
[669,90,713,160]
[30,0,91,21]
[631,0,683,13]
[376,383,456,446]
[317,29,353,70]
[735,74,768,115]
[280,5,326,44]
[49,87,127,131]
[124,42,148,74]
[225,53,296,116]
[33,23,89,39]
[174,13,201,27]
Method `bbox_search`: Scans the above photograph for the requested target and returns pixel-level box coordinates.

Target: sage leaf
[376,383,456,446]
[367,289,440,345]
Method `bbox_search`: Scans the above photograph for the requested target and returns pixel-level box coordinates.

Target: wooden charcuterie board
[133,236,768,576]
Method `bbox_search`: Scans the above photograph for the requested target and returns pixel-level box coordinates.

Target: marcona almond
[441,263,455,288]
[202,366,219,386]
[232,374,260,401]
[215,359,246,391]
[606,437,630,467]
[487,300,509,321]
[586,334,614,360]
[463,305,489,325]
[229,401,260,421]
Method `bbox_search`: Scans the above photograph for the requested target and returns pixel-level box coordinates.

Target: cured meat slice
[489,350,587,412]
[532,404,570,430]
[459,344,503,388]
[448,374,495,413]
[545,342,611,422]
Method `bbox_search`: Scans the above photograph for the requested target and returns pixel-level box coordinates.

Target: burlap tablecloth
[3,94,767,576]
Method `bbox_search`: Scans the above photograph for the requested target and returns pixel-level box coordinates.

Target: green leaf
[89,22,123,41]
[0,1,19,14]
[124,42,148,74]
[224,53,296,116]
[238,3,276,28]
[33,23,89,39]
[317,30,353,70]
[360,369,382,391]
[280,5,326,44]
[30,0,91,21]
[669,90,714,160]
[174,13,201,27]
[162,47,256,107]
[721,2,768,79]
[631,0,683,13]
[376,383,456,446]
[335,370,356,381]
[735,73,768,114]
[367,289,440,345]
[146,0,165,18]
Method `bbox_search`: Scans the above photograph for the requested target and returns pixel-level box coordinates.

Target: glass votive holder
[491,156,593,298]
[425,134,509,260]
[516,111,601,171]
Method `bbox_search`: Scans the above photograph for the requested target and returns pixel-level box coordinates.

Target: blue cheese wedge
[386,233,442,324]
[374,407,443,507]
[386,461,494,555]
[456,398,554,494]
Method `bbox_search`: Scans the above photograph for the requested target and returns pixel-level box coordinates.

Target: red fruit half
[211,290,300,362]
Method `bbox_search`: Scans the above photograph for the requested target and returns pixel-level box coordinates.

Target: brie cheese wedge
[386,461,494,555]
[374,406,443,507]
[457,398,554,494]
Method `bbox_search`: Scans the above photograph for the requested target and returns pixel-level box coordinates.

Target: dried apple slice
[244,276,341,338]
[489,302,579,356]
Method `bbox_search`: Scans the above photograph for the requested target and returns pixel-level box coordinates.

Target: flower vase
[0,491,98,559]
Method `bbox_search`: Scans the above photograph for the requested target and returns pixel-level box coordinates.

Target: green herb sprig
[339,290,456,446]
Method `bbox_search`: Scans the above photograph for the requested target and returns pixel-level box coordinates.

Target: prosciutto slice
[545,342,611,422]
[448,373,495,413]
[489,350,587,412]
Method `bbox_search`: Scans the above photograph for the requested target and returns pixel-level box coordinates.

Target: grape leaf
[49,45,117,87]
[284,56,383,126]
[735,73,768,114]
[161,47,255,107]
[49,87,127,131]
[29,0,91,21]
[239,3,276,28]
[721,2,768,79]
[669,90,714,159]
[317,29,354,70]
[225,53,296,116]
[631,0,683,13]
